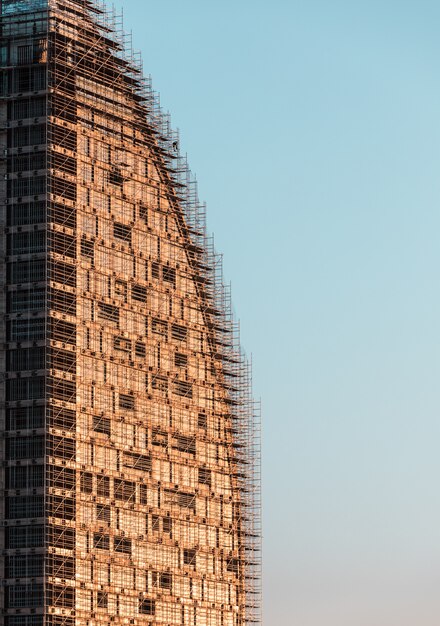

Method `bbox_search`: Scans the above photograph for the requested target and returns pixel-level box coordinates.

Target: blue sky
[112,1,440,624]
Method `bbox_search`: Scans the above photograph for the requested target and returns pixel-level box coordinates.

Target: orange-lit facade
[0,2,261,626]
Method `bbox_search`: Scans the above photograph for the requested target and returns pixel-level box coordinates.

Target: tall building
[0,2,261,626]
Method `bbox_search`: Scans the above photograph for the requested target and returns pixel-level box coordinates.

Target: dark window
[178,492,196,510]
[8,259,45,283]
[5,617,44,626]
[52,153,76,175]
[6,525,44,549]
[6,406,45,430]
[7,436,44,460]
[175,491,196,512]
[7,495,44,519]
[7,151,46,173]
[97,476,110,498]
[9,176,45,197]
[174,352,188,368]
[47,407,76,431]
[114,536,131,554]
[7,465,44,489]
[51,378,76,402]
[152,317,167,336]
[115,279,127,300]
[151,262,160,279]
[139,204,148,223]
[80,472,93,494]
[113,222,131,243]
[50,319,76,344]
[96,504,111,524]
[227,557,239,574]
[50,231,76,258]
[172,434,196,455]
[93,415,111,436]
[198,413,207,430]
[152,572,172,590]
[114,336,131,352]
[11,97,46,120]
[98,302,119,324]
[50,348,76,373]
[6,554,44,578]
[109,168,124,187]
[6,583,44,609]
[97,591,108,609]
[173,380,193,399]
[93,533,110,550]
[7,347,45,371]
[47,584,75,607]
[49,556,75,580]
[162,516,172,534]
[162,266,176,287]
[52,94,77,124]
[17,45,32,65]
[50,289,76,315]
[51,261,76,287]
[7,318,45,341]
[31,66,46,90]
[171,323,187,341]
[152,428,167,447]
[80,237,94,260]
[198,468,211,486]
[183,548,197,566]
[123,452,151,472]
[49,203,76,229]
[48,435,75,460]
[152,374,168,393]
[139,598,155,615]
[7,230,45,255]
[14,67,30,92]
[131,283,147,302]
[7,200,45,226]
[119,393,134,410]
[50,466,75,491]
[11,124,46,147]
[7,288,45,313]
[114,479,136,502]
[6,377,45,401]
[50,526,75,550]
[135,341,146,357]
[139,484,148,505]
[52,124,76,151]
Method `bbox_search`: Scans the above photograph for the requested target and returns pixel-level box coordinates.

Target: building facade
[0,1,261,626]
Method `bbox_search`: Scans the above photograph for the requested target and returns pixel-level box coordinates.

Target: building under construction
[0,1,261,626]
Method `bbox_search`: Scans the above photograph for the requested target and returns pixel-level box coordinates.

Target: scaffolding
[0,1,261,625]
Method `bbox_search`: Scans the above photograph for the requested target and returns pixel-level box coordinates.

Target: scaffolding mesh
[0,1,262,625]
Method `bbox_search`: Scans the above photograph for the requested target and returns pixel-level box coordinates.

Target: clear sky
[111,1,440,624]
